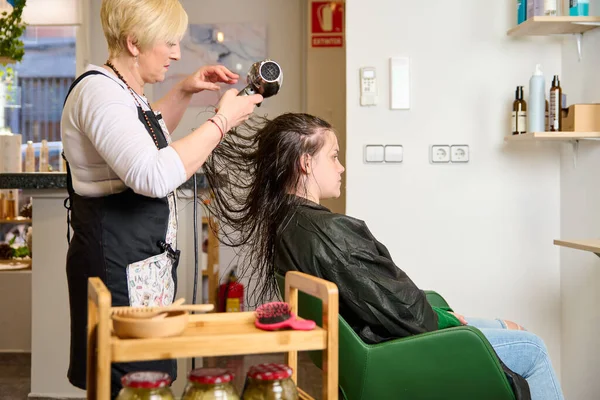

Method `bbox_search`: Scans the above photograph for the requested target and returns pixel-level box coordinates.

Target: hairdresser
[60,0,262,396]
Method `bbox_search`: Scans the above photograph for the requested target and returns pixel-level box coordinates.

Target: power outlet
[450,145,469,163]
[431,145,450,163]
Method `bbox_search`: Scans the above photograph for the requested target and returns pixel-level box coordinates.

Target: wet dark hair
[202,113,333,304]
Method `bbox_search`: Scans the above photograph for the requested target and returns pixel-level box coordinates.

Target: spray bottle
[528,64,546,133]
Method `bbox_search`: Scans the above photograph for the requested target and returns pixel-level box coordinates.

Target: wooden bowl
[112,310,189,339]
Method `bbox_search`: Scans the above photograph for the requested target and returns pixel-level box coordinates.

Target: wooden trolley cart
[86,271,339,399]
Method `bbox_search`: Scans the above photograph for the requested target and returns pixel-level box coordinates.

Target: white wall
[559,21,600,400]
[346,0,563,378]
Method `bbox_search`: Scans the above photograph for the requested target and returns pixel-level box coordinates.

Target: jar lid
[121,371,171,389]
[247,363,293,381]
[188,368,234,384]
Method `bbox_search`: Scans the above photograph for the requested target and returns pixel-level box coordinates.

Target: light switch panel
[390,57,410,110]
[364,145,384,163]
[384,145,403,163]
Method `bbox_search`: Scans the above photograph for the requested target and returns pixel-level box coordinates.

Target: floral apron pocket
[126,251,175,307]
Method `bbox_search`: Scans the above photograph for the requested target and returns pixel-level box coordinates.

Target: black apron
[63,70,181,398]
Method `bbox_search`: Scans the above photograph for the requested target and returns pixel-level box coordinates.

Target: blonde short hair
[101,0,188,58]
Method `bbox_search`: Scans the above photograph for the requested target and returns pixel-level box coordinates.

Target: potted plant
[0,63,17,106]
[0,0,26,65]
[0,0,25,116]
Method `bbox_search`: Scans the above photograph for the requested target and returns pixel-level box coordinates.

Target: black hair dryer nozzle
[237,59,283,106]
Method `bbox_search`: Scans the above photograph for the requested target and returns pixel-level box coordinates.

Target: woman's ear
[300,154,311,175]
[125,35,140,57]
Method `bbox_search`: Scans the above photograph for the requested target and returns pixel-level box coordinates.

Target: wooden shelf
[504,132,600,141]
[0,268,31,274]
[0,258,32,271]
[0,218,31,224]
[110,311,327,362]
[507,16,600,36]
[87,271,339,399]
[554,239,600,254]
[201,217,220,309]
[201,269,216,277]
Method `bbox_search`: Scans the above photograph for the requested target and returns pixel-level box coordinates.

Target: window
[0,26,77,171]
[6,26,76,143]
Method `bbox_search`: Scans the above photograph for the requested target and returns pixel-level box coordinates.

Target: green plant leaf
[0,0,27,62]
[13,246,29,258]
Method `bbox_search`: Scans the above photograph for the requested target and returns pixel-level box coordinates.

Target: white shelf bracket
[570,22,600,61]
[568,137,600,167]
[575,33,583,61]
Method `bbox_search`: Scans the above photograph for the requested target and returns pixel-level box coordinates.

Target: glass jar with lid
[116,371,175,400]
[241,364,298,400]
[182,368,240,400]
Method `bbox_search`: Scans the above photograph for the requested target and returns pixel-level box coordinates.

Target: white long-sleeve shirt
[61,65,187,198]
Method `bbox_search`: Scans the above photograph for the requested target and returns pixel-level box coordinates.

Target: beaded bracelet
[208,118,224,142]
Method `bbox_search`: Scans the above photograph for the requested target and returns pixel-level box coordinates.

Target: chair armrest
[424,289,451,309]
[361,326,515,399]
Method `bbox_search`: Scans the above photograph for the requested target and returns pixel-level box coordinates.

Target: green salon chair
[275,272,516,400]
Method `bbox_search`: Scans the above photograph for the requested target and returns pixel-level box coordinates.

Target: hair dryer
[238,59,283,105]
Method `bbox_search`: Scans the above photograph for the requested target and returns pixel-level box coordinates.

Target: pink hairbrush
[254,302,316,331]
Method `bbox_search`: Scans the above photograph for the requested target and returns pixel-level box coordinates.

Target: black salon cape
[275,199,438,344]
[274,198,531,400]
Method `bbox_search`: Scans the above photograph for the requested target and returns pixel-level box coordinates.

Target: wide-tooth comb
[254,301,316,331]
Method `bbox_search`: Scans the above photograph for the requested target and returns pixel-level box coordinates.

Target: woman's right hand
[216,88,263,131]
[449,312,468,325]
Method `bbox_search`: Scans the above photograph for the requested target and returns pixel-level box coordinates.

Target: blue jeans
[465,317,564,400]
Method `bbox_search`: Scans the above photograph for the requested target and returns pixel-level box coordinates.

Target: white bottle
[39,139,48,172]
[25,140,35,172]
[544,0,558,15]
[59,142,66,172]
[528,64,546,133]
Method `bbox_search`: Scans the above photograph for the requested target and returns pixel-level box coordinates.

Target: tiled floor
[0,353,30,400]
[0,352,323,400]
